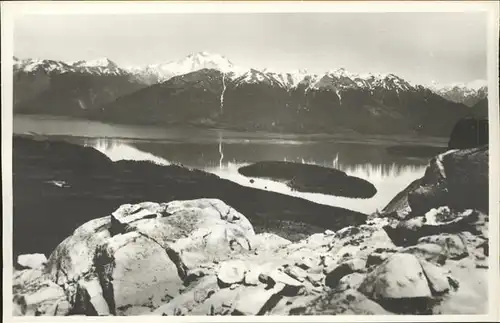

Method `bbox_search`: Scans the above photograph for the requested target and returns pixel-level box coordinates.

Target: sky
[14,12,488,86]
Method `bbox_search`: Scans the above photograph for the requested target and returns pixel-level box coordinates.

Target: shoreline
[13,113,450,146]
[12,135,371,257]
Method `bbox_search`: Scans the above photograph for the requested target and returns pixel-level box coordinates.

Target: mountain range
[429,80,488,107]
[13,52,488,136]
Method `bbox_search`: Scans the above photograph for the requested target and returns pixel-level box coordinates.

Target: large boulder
[357,253,455,314]
[93,231,184,314]
[14,199,256,316]
[440,146,488,212]
[358,253,432,300]
[383,146,488,217]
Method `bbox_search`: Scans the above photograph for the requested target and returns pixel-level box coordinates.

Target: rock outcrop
[13,192,488,315]
[383,145,488,218]
[448,117,488,150]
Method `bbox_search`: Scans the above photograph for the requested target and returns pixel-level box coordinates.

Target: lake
[13,114,448,214]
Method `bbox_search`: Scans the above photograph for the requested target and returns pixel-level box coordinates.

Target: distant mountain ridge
[429,80,488,107]
[14,56,128,76]
[13,56,147,116]
[13,52,488,137]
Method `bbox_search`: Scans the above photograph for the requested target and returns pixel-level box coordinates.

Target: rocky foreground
[12,145,489,316]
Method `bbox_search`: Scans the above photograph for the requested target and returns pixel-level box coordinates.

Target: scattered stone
[424,206,456,225]
[476,262,488,269]
[184,268,210,285]
[283,266,307,282]
[344,258,367,272]
[337,273,365,292]
[419,260,451,295]
[402,243,447,265]
[325,263,354,288]
[258,273,273,286]
[243,267,262,286]
[295,257,317,271]
[291,289,391,315]
[397,216,425,231]
[217,260,247,287]
[14,279,71,316]
[418,234,468,260]
[366,252,389,267]
[248,233,291,252]
[358,253,432,300]
[232,285,283,315]
[152,275,219,315]
[123,306,153,316]
[189,287,241,315]
[305,273,324,287]
[324,229,335,236]
[17,254,47,270]
[268,269,303,288]
[13,295,27,316]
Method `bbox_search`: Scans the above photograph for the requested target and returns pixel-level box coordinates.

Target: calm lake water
[13,115,448,214]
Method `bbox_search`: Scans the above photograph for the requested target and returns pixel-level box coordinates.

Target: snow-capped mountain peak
[13,52,422,93]
[466,79,488,91]
[154,51,233,75]
[13,52,486,106]
[13,56,126,76]
[179,51,234,72]
[14,58,73,74]
[326,67,358,79]
[70,57,124,76]
[302,68,416,93]
[429,79,488,107]
[429,79,487,92]
[130,51,239,83]
[73,57,118,69]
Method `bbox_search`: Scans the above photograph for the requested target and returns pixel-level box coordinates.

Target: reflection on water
[14,115,438,214]
[87,138,171,166]
[78,136,428,214]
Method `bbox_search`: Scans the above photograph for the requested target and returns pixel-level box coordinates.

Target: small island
[238,161,377,199]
